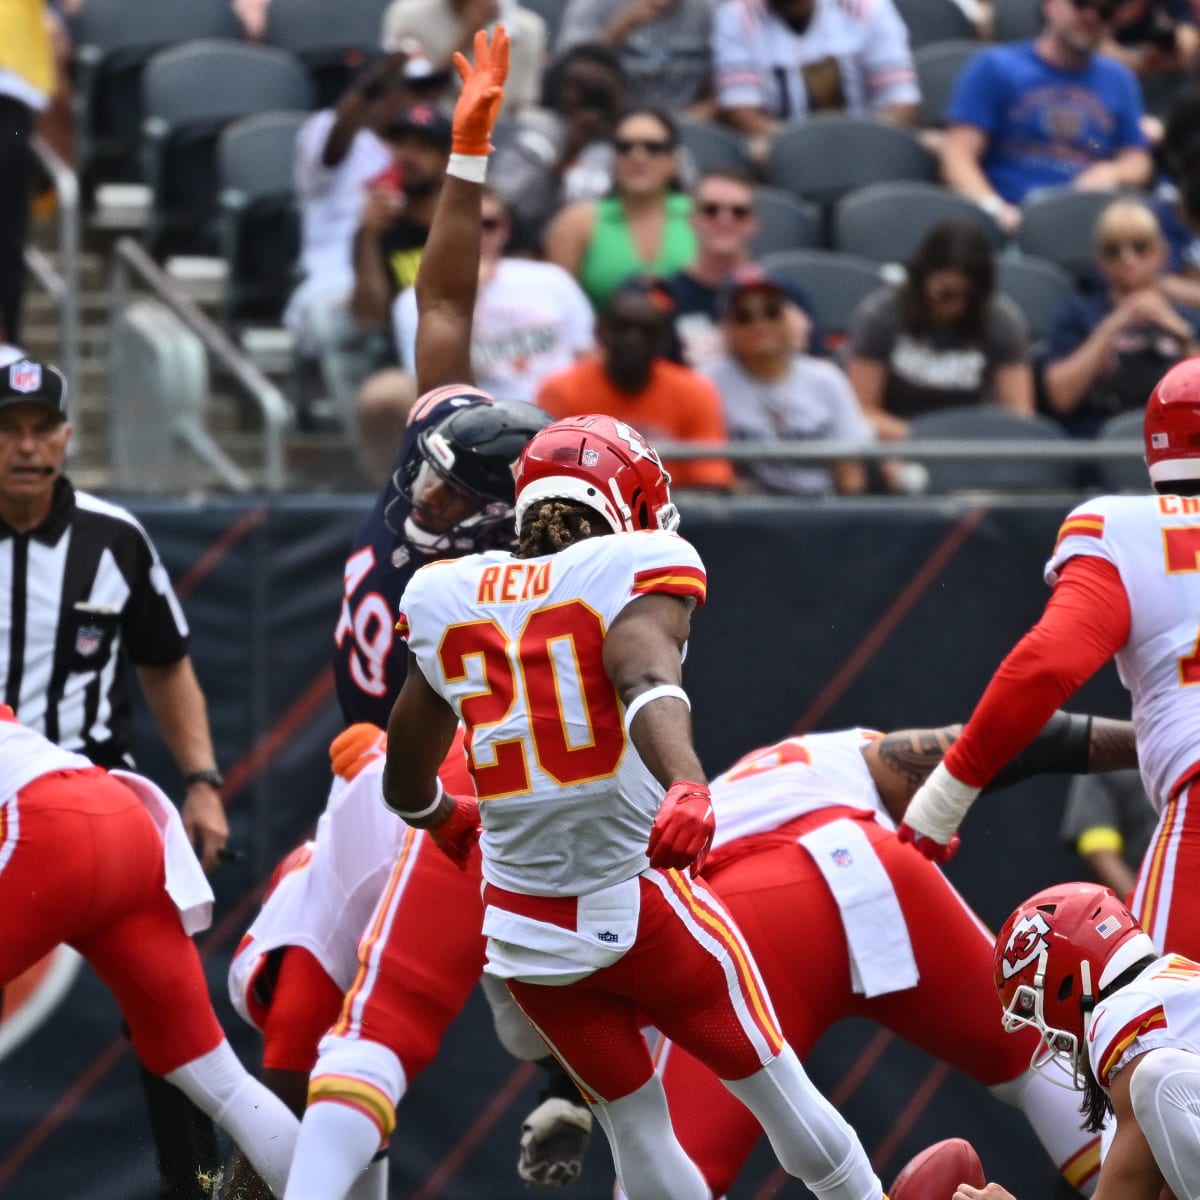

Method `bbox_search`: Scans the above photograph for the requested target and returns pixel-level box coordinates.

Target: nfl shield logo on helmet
[74,624,103,658]
[582,449,600,467]
[9,361,42,394]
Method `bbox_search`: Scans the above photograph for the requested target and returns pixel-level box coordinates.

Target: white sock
[345,1155,388,1200]
[164,1039,299,1196]
[722,1047,880,1200]
[591,1075,711,1200]
[283,1101,384,1200]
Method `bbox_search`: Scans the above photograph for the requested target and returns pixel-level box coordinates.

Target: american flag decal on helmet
[1152,433,1169,448]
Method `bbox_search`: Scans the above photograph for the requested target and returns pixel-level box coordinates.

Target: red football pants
[657,807,1035,1197]
[260,946,346,1073]
[0,768,223,1076]
[1133,778,1200,958]
[328,828,486,1081]
[499,868,786,1106]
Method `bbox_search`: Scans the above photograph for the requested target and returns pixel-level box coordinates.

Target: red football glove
[647,781,715,877]
[430,794,482,870]
[896,822,961,864]
[330,723,386,780]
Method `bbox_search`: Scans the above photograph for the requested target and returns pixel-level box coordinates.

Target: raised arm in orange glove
[450,25,510,158]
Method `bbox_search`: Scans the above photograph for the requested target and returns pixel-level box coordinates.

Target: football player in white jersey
[0,705,300,1195]
[382,413,885,1200]
[954,882,1200,1200]
[641,719,1140,1199]
[902,357,1200,961]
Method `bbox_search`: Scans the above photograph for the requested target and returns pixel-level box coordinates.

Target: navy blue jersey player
[328,102,552,726]
[334,390,550,726]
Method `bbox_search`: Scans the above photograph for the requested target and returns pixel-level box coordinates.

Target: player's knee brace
[308,1034,407,1143]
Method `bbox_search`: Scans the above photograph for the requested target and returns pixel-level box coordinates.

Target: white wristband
[904,762,980,843]
[447,152,489,183]
[382,773,444,821]
[624,685,690,733]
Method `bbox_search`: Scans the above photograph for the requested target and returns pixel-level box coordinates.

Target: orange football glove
[450,25,509,155]
[330,723,387,781]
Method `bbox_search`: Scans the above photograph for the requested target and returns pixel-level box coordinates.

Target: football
[889,1138,986,1200]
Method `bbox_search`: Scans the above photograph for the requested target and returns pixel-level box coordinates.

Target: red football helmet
[994,883,1156,1088]
[513,415,680,535]
[1145,357,1200,483]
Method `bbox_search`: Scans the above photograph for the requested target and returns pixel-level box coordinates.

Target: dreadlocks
[516,501,608,558]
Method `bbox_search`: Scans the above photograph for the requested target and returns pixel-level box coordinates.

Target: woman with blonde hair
[1044,199,1200,438]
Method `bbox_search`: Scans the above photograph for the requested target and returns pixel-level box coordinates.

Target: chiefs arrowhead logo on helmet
[1001,912,1052,979]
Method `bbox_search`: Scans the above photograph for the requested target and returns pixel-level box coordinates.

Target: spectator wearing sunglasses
[941,0,1152,234]
[1043,200,1200,438]
[667,168,822,367]
[536,276,734,490]
[845,219,1033,449]
[703,266,871,495]
[544,109,697,309]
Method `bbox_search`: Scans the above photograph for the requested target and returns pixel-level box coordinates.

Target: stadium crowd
[8,3,1200,1200]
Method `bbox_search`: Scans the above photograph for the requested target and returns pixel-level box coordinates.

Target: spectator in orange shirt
[536,277,734,490]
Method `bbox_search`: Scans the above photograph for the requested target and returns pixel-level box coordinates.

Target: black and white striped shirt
[0,478,189,768]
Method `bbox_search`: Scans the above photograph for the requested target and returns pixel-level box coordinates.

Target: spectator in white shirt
[703,265,872,494]
[556,0,717,114]
[712,0,920,156]
[393,188,596,404]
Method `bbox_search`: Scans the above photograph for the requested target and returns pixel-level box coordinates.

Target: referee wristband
[447,153,489,183]
[383,774,444,821]
[624,685,690,733]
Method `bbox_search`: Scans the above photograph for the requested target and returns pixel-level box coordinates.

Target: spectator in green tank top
[543,108,697,308]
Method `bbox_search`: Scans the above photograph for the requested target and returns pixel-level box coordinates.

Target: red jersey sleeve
[943,556,1132,788]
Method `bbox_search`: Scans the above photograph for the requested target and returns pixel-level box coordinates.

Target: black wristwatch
[184,768,224,790]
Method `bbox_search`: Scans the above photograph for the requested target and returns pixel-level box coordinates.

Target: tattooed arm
[864,713,1138,826]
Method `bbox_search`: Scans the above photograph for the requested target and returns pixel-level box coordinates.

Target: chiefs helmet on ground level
[1146,357,1200,483]
[392,399,552,552]
[514,415,680,535]
[994,883,1156,1088]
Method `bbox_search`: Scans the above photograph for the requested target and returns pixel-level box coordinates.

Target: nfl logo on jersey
[74,624,104,657]
[831,848,853,868]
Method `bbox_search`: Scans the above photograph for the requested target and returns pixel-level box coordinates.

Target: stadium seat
[678,118,754,177]
[758,249,884,353]
[140,40,315,256]
[766,115,937,210]
[832,181,1003,264]
[73,0,244,203]
[995,253,1076,345]
[908,405,1078,492]
[749,187,824,257]
[1016,188,1121,284]
[993,0,1042,41]
[1094,409,1149,494]
[264,0,392,108]
[914,40,980,127]
[216,111,308,323]
[895,0,976,47]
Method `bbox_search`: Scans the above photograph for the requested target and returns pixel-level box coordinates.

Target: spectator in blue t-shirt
[940,0,1151,234]
[1043,199,1200,439]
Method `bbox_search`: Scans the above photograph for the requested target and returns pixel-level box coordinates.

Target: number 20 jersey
[397,529,707,897]
[1046,494,1200,811]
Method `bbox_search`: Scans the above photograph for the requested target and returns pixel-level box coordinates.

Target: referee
[0,357,227,1200]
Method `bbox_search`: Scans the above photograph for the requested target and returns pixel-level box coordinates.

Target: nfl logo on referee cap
[0,358,68,419]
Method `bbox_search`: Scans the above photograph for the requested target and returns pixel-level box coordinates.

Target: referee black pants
[0,94,34,344]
